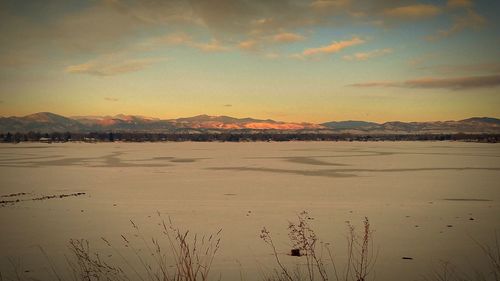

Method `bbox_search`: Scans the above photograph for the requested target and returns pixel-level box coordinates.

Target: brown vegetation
[423,232,500,281]
[260,212,376,281]
[1,214,500,281]
[0,214,221,281]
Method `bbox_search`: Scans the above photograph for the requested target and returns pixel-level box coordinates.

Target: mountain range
[1,112,499,134]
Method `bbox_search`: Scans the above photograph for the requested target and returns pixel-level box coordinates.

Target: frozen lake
[1,141,500,280]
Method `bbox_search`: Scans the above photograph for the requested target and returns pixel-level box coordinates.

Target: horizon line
[2,111,499,125]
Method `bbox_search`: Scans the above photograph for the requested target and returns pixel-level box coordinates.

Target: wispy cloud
[427,9,485,41]
[104,97,119,102]
[0,0,490,65]
[447,0,474,8]
[236,32,304,53]
[383,4,441,19]
[238,39,259,51]
[349,81,399,88]
[407,53,436,66]
[310,0,351,9]
[404,75,500,90]
[302,37,365,56]
[140,33,229,53]
[265,52,281,59]
[66,56,167,76]
[349,74,500,90]
[147,33,193,47]
[272,32,305,43]
[0,51,44,68]
[223,104,233,107]
[193,40,229,53]
[343,48,392,61]
[416,62,500,75]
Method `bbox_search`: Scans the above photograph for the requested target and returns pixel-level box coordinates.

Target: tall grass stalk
[0,215,222,281]
[260,212,376,281]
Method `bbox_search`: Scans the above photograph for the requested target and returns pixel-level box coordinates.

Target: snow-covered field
[1,141,499,280]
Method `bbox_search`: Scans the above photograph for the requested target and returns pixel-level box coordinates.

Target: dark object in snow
[291,248,301,257]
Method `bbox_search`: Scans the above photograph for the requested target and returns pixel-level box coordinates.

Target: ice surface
[1,141,499,280]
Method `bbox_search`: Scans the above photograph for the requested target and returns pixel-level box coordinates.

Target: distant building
[39,137,51,143]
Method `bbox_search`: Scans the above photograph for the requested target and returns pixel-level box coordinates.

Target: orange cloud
[383,4,441,19]
[238,39,259,51]
[161,33,193,45]
[194,40,229,52]
[303,37,365,56]
[343,48,393,61]
[140,33,229,53]
[272,32,305,43]
[66,56,167,76]
[237,32,304,54]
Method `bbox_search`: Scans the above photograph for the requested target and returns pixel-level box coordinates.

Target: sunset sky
[0,0,499,123]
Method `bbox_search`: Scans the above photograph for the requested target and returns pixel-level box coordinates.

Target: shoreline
[1,132,499,143]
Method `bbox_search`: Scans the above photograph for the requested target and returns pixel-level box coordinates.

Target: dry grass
[0,214,221,281]
[67,239,127,281]
[87,215,222,281]
[2,213,499,281]
[424,232,500,281]
[260,211,376,281]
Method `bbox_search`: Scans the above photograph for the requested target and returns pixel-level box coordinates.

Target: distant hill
[71,114,173,132]
[0,112,499,134]
[169,114,323,130]
[460,117,500,125]
[0,113,322,132]
[0,112,85,133]
[320,118,500,134]
[321,120,379,130]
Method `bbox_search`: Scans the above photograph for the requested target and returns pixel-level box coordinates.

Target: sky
[0,0,499,123]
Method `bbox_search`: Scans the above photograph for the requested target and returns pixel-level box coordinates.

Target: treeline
[1,131,499,143]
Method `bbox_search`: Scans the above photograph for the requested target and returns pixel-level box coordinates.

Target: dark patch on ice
[88,152,172,167]
[0,151,207,168]
[151,156,175,160]
[248,151,396,160]
[284,157,349,166]
[1,192,30,198]
[170,158,207,163]
[207,166,500,178]
[442,198,492,202]
[208,167,356,178]
[404,152,500,158]
[0,192,86,207]
[0,157,93,167]
[0,155,64,162]
[0,146,59,149]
